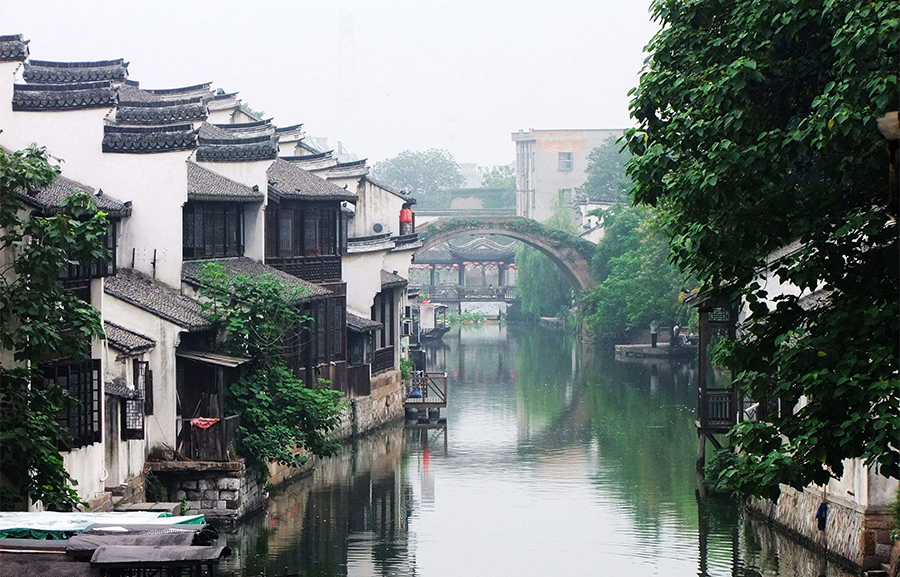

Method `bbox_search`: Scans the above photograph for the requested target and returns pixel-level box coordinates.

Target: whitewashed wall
[103,296,184,455]
[351,180,405,238]
[193,156,269,262]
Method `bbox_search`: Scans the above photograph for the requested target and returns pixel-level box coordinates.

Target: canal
[223,325,846,576]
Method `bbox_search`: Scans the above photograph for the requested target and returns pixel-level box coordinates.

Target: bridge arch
[415,217,597,292]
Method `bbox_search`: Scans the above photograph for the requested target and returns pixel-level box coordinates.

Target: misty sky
[2,0,659,166]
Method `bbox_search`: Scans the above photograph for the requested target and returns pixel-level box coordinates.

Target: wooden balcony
[176,415,240,462]
[265,255,341,283]
[698,388,738,433]
[404,371,448,409]
[372,346,394,375]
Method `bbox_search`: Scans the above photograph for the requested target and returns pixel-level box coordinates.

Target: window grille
[328,298,345,359]
[122,360,149,440]
[40,359,102,449]
[558,152,573,171]
[183,202,245,259]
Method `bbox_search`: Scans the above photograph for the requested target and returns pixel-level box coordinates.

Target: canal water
[224,325,846,577]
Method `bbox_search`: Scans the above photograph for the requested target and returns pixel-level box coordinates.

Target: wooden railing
[404,371,448,407]
[177,415,240,462]
[417,286,518,300]
[699,388,737,431]
[372,346,394,375]
[266,255,341,283]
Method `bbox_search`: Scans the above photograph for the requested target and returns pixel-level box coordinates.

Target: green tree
[0,145,110,510]
[479,164,515,190]
[584,205,691,340]
[370,149,464,196]
[198,265,344,478]
[626,0,899,497]
[515,198,577,318]
[580,135,630,203]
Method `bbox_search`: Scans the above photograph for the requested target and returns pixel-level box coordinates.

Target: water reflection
[223,325,849,577]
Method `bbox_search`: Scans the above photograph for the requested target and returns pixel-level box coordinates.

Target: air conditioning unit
[372,222,386,234]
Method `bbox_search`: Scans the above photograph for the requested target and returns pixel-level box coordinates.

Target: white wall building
[512,128,623,223]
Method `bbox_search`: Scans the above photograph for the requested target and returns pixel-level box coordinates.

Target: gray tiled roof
[0,34,29,62]
[327,159,368,179]
[298,140,326,155]
[280,152,338,172]
[267,158,357,202]
[21,175,131,218]
[117,83,211,104]
[413,244,454,264]
[381,270,408,289]
[104,321,156,355]
[196,122,278,163]
[347,312,382,333]
[181,257,331,301]
[449,237,516,262]
[105,269,210,331]
[187,162,263,202]
[212,119,273,134]
[363,176,412,201]
[13,81,117,111]
[116,100,208,125]
[23,59,128,84]
[102,123,198,154]
[275,123,303,133]
[142,82,212,98]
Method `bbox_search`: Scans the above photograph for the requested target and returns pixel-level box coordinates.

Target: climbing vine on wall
[197,264,345,479]
[0,145,110,511]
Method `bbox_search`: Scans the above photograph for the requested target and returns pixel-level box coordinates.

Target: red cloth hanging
[191,417,220,429]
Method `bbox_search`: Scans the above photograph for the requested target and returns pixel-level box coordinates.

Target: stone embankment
[146,370,405,524]
[748,485,896,572]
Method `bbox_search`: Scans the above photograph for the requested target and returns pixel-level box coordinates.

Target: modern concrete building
[512,128,623,223]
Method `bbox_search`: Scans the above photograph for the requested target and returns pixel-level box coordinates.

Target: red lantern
[453,263,460,269]
[492,261,498,265]
[498,261,505,266]
[463,261,470,266]
[436,265,443,270]
[427,265,434,270]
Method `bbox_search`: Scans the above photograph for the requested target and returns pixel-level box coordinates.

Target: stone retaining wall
[150,373,405,523]
[747,484,894,571]
[269,371,405,488]
[150,460,266,524]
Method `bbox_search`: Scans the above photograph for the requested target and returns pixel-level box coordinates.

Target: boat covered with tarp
[0,513,226,576]
[0,511,205,540]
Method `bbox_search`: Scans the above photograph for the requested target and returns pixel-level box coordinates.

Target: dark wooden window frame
[183,201,245,260]
[265,201,342,259]
[40,359,102,449]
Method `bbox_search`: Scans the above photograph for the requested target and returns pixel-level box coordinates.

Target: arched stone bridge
[416,216,597,292]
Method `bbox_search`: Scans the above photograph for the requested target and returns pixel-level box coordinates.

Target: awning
[176,350,249,368]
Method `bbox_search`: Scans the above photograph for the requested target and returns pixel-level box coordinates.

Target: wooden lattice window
[40,360,102,449]
[183,202,245,259]
[122,360,150,440]
[328,297,345,359]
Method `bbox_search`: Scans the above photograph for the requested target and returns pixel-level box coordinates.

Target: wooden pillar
[498,265,505,288]
[429,267,435,288]
[458,262,465,286]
